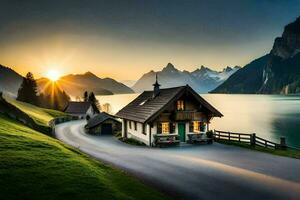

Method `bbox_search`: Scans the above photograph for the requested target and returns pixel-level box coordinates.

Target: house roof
[116,85,223,123]
[64,102,92,114]
[85,112,120,129]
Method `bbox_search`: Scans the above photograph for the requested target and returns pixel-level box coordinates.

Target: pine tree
[17,72,39,105]
[83,91,89,102]
[88,92,100,113]
[39,83,70,111]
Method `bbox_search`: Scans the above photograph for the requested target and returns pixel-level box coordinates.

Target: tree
[17,72,39,105]
[83,91,88,102]
[101,103,112,114]
[39,82,70,111]
[88,92,100,113]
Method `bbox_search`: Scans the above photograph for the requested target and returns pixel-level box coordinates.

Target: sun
[46,70,61,81]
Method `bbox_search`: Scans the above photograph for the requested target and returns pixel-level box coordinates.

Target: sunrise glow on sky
[0,0,300,80]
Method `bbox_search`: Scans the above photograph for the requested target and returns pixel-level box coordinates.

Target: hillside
[0,97,168,200]
[37,72,134,98]
[0,114,168,200]
[0,64,23,96]
[132,63,240,93]
[212,17,300,94]
[211,55,270,93]
[5,97,67,127]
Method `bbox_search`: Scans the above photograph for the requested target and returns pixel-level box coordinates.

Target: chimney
[153,73,160,98]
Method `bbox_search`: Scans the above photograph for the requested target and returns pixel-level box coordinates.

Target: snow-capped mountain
[132,63,240,93]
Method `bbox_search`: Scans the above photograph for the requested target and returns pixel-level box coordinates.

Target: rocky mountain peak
[162,63,177,72]
[271,17,300,59]
[195,65,210,73]
[84,71,97,77]
[132,63,240,93]
[223,66,233,72]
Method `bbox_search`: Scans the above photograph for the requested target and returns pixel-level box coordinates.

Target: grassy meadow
[6,97,67,126]
[0,100,168,200]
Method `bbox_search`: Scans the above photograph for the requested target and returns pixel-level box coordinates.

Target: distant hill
[121,80,137,87]
[132,63,240,93]
[0,64,23,96]
[37,72,134,98]
[212,16,300,94]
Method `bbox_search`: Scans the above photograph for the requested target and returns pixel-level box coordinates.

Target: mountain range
[0,67,134,97]
[212,16,300,94]
[0,65,23,96]
[37,72,134,98]
[132,63,240,93]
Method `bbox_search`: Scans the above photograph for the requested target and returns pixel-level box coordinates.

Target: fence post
[280,137,287,150]
[250,133,256,146]
[228,132,231,141]
[213,130,216,141]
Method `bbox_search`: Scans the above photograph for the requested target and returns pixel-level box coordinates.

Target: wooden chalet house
[116,75,223,146]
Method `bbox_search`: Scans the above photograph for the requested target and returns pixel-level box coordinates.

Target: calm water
[97,94,300,148]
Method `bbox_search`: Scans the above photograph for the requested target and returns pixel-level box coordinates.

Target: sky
[0,0,299,81]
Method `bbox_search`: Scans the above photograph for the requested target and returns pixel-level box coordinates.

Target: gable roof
[85,112,120,129]
[116,85,223,123]
[64,102,92,114]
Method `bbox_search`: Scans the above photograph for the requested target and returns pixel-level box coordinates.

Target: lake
[97,94,300,148]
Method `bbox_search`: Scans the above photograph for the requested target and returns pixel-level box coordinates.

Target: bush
[206,130,214,138]
[120,137,146,146]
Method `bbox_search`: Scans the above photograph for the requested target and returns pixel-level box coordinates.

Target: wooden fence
[214,130,300,151]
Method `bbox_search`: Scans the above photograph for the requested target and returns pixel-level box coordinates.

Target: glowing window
[193,121,201,133]
[161,122,169,134]
[177,100,184,110]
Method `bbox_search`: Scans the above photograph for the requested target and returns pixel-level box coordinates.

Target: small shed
[85,112,121,135]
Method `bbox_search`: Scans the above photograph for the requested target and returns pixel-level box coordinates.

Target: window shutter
[171,123,176,133]
[200,122,206,132]
[189,122,194,132]
[157,123,162,134]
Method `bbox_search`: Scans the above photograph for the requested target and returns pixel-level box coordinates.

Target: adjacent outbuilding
[64,101,98,119]
[85,112,121,135]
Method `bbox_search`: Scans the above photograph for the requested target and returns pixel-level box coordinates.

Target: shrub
[206,130,214,138]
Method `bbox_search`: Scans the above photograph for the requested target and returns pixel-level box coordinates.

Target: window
[193,121,201,133]
[170,123,176,133]
[177,100,184,110]
[192,121,207,132]
[161,122,169,134]
[142,124,147,135]
[129,121,132,129]
[134,121,137,131]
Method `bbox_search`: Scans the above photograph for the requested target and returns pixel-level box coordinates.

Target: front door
[178,123,186,142]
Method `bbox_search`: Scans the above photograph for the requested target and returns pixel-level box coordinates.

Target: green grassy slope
[6,97,67,126]
[0,114,168,200]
